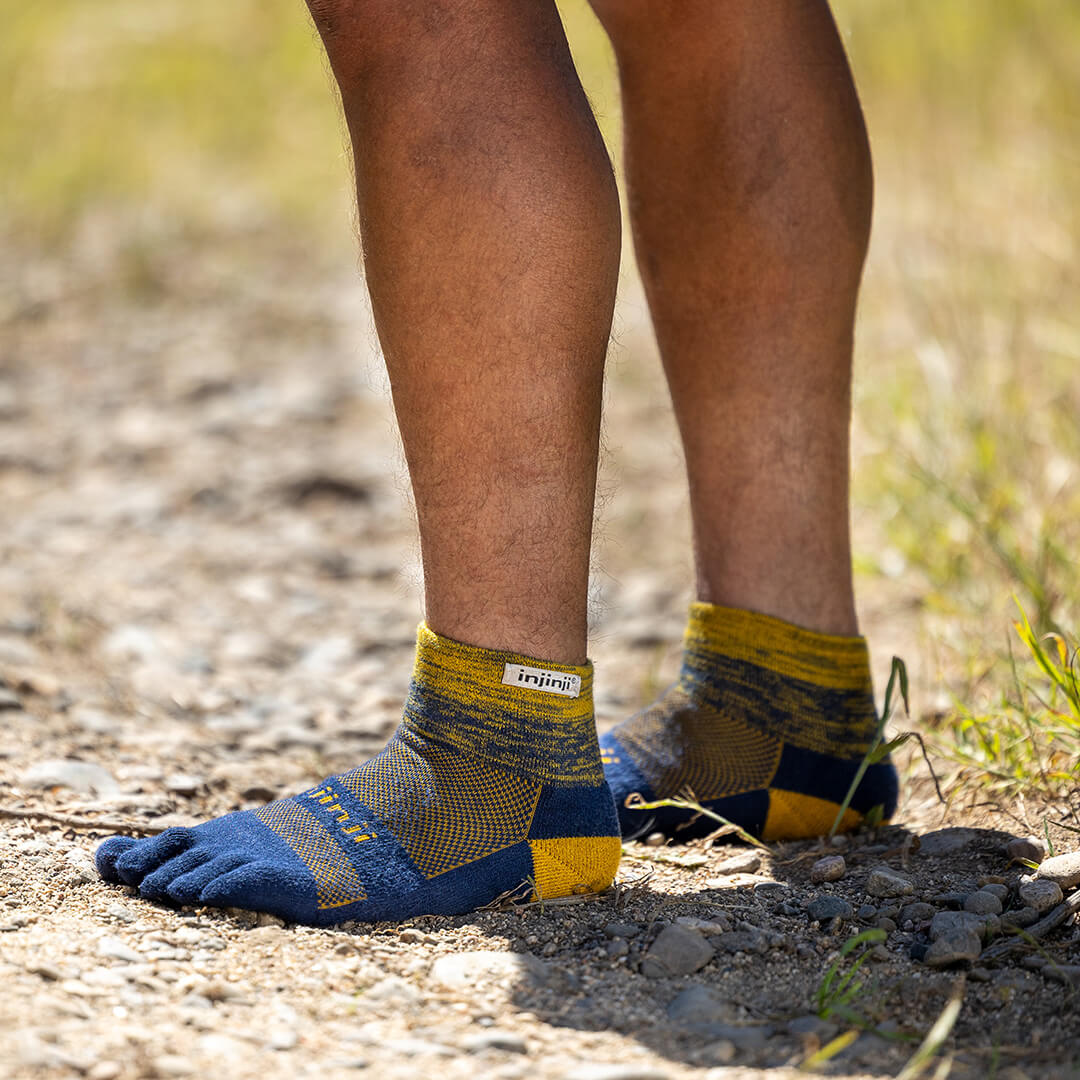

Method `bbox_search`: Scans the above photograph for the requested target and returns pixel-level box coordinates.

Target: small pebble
[643,833,666,848]
[866,867,914,898]
[713,850,762,875]
[929,911,993,942]
[463,1030,528,1055]
[899,902,936,926]
[1018,879,1063,914]
[1036,851,1080,891]
[924,929,981,968]
[640,925,715,978]
[1005,835,1047,866]
[603,923,640,939]
[963,891,1003,916]
[857,904,878,921]
[806,896,853,922]
[810,855,846,884]
[88,1065,123,1080]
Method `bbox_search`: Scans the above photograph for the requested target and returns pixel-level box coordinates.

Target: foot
[97,626,621,925]
[601,604,898,842]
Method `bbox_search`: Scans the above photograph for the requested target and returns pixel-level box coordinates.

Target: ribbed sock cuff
[679,603,879,756]
[403,624,602,784]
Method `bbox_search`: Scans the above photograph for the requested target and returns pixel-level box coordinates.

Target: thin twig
[0,805,167,834]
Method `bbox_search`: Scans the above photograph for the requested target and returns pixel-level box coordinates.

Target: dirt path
[1,238,1077,1080]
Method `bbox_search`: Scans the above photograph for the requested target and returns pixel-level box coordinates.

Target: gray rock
[462,1030,528,1054]
[19,759,120,796]
[666,984,737,1026]
[980,883,1010,901]
[752,880,789,896]
[713,851,762,875]
[1018,879,1063,914]
[603,922,640,939]
[918,828,978,856]
[810,855,846,883]
[857,904,878,921]
[97,936,142,963]
[0,686,21,710]
[899,902,936,926]
[866,867,914,897]
[930,911,993,942]
[606,938,629,959]
[964,891,1003,915]
[714,929,765,955]
[430,951,550,990]
[924,929,981,968]
[640,924,715,978]
[806,896,854,922]
[875,917,897,933]
[1005,835,1046,866]
[1036,851,1080,891]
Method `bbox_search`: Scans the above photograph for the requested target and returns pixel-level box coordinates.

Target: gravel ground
[1,234,1078,1080]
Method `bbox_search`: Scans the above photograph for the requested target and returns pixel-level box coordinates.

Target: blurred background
[1,0,1078,819]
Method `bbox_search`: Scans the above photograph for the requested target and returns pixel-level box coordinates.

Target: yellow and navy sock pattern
[96,625,620,926]
[600,603,898,842]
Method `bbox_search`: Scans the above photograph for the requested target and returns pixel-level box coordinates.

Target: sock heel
[528,834,622,900]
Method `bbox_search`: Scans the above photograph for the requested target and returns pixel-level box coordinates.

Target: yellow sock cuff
[403,624,602,785]
[685,603,872,691]
[681,603,878,756]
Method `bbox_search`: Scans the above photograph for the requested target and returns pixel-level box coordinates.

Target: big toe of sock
[111,827,197,887]
[96,836,138,882]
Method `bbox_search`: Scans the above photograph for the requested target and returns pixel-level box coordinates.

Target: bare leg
[592,0,871,634]
[95,0,624,924]
[592,1,898,842]
[314,0,621,663]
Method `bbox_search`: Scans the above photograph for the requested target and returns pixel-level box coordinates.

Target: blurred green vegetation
[2,0,1078,803]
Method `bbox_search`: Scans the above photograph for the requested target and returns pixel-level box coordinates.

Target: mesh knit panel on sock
[254,799,367,909]
[611,686,781,801]
[338,732,541,878]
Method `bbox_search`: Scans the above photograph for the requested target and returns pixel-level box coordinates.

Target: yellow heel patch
[528,836,621,900]
[763,788,862,841]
